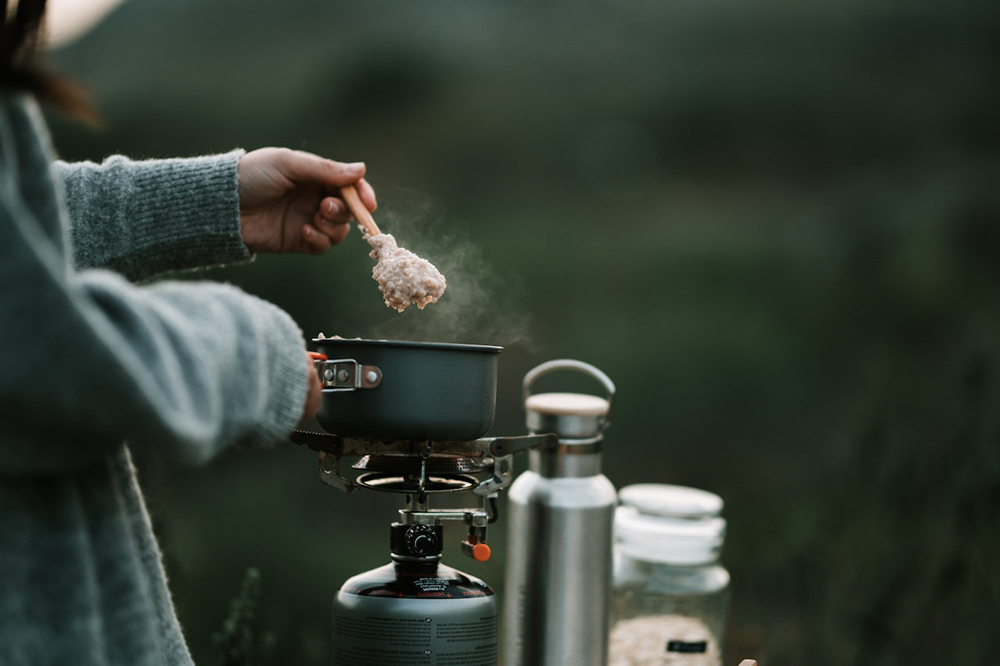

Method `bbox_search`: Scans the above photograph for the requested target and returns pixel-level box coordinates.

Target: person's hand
[237,148,378,254]
[302,352,323,421]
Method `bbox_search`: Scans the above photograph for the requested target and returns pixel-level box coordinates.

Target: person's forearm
[53,151,252,282]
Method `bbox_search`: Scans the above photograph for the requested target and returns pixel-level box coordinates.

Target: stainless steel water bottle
[502,359,618,666]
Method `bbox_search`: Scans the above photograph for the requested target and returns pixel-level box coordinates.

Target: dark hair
[1,0,97,122]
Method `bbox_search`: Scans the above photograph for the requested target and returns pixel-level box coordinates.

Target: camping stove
[289,429,553,559]
[289,428,552,666]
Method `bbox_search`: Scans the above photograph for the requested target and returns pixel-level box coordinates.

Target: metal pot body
[312,338,502,441]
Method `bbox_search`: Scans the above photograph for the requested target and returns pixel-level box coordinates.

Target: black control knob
[390,522,444,559]
[405,525,441,558]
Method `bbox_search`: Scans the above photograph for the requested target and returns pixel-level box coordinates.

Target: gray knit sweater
[0,92,310,665]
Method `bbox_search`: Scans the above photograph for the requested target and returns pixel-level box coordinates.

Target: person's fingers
[301,356,323,420]
[301,224,332,254]
[280,149,366,188]
[314,213,351,245]
[317,196,352,224]
[355,177,378,212]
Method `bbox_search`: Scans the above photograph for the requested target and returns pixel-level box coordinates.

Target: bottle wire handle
[522,359,616,427]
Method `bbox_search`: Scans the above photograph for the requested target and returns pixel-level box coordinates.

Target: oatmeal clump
[365,232,447,313]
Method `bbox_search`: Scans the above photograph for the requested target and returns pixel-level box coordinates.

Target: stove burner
[291,430,557,496]
[352,454,490,476]
[355,472,479,494]
[351,455,489,493]
[291,430,558,565]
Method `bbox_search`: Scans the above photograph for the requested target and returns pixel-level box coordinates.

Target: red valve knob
[472,543,491,562]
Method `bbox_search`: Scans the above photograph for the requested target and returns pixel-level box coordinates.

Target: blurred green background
[47,0,999,664]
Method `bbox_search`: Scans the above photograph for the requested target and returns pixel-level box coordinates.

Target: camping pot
[310,338,503,441]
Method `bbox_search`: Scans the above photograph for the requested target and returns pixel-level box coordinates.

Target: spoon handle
[341,184,381,236]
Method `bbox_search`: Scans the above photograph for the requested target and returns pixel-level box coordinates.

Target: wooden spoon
[340,184,380,237]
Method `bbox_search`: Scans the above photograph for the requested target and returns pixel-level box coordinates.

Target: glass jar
[610,484,730,666]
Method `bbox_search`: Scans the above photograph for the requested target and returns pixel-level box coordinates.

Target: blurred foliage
[212,568,276,666]
[47,0,1000,664]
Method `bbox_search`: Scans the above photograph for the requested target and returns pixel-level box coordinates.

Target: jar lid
[618,483,723,519]
[614,506,726,565]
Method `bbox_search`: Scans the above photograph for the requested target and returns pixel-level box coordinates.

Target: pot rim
[311,337,503,354]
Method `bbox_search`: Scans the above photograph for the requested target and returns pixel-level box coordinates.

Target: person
[0,1,378,663]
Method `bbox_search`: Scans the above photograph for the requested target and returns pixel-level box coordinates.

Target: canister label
[334,593,498,666]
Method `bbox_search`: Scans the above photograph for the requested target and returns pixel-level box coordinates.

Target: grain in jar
[610,484,730,666]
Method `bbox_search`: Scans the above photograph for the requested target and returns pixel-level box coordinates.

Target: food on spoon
[364,230,447,313]
[339,184,447,313]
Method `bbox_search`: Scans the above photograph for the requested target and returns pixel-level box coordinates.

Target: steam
[364,189,536,349]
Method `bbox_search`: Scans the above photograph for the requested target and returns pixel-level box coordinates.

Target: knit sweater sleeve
[52,152,252,281]
[0,198,309,474]
[0,100,308,475]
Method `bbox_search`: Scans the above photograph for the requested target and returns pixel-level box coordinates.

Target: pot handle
[310,353,383,391]
[522,358,615,408]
